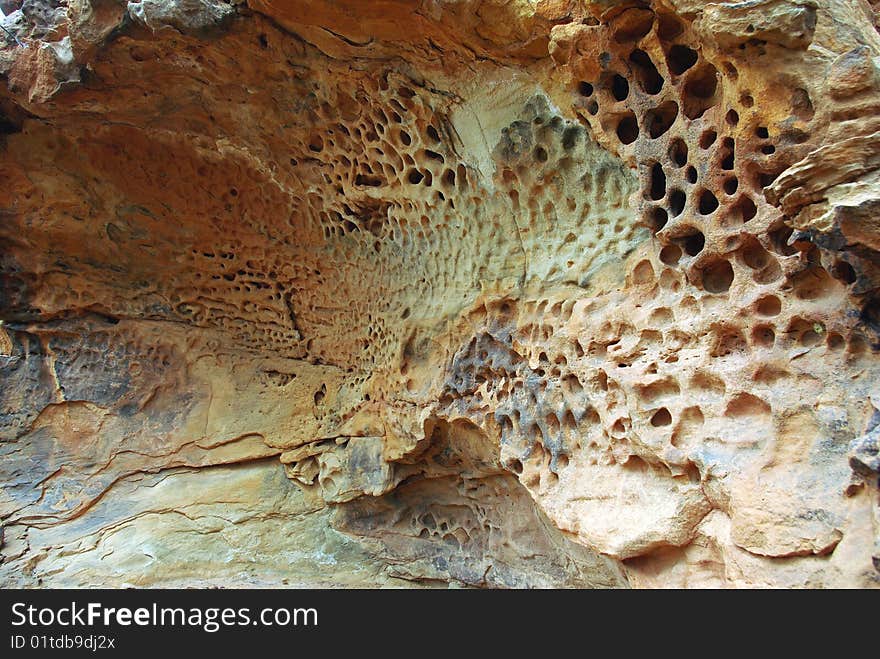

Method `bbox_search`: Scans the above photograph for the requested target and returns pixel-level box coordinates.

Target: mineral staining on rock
[0,0,878,588]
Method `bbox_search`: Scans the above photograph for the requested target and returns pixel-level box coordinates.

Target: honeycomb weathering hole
[701,260,735,293]
[617,112,640,144]
[610,74,630,101]
[669,138,688,166]
[697,189,719,215]
[650,163,667,200]
[669,189,686,216]
[682,231,706,256]
[667,45,698,75]
[646,101,679,138]
[629,49,664,95]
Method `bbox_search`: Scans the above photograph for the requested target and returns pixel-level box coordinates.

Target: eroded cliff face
[0,0,878,588]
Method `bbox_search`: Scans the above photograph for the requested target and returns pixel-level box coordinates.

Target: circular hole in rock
[562,126,580,150]
[699,129,717,149]
[742,241,772,269]
[667,45,698,75]
[647,101,679,138]
[801,329,821,347]
[650,407,672,426]
[629,49,664,94]
[698,189,719,214]
[734,195,757,222]
[617,113,639,144]
[610,74,630,101]
[756,295,782,316]
[720,137,735,170]
[650,163,666,200]
[660,244,682,265]
[768,225,797,255]
[612,10,654,43]
[669,138,688,167]
[832,261,856,284]
[658,13,684,41]
[633,260,655,284]
[650,207,669,232]
[683,64,719,119]
[752,325,775,348]
[701,260,734,293]
[827,333,845,351]
[683,231,705,256]
[669,189,686,216]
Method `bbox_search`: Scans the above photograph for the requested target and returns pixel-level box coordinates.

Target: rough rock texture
[1,0,879,588]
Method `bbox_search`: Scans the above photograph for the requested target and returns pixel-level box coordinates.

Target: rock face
[0,0,879,588]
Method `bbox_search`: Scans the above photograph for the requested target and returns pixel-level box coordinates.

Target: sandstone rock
[20,0,66,36]
[694,0,818,50]
[0,0,22,15]
[0,9,28,46]
[827,46,880,99]
[0,0,879,588]
[67,0,127,59]
[850,393,880,477]
[126,0,235,33]
[850,430,880,476]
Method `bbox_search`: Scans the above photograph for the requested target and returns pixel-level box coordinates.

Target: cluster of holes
[306,80,476,247]
[491,97,641,287]
[412,511,475,547]
[569,8,828,299]
[416,8,878,522]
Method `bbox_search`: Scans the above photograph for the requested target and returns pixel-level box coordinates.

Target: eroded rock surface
[1,0,879,588]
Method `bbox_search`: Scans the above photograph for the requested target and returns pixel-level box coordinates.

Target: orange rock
[0,0,878,588]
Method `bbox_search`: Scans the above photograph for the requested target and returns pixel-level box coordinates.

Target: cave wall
[0,0,879,588]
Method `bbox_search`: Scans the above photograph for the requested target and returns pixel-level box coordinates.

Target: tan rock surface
[0,0,878,588]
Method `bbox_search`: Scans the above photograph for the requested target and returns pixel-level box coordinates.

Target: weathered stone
[0,0,23,16]
[67,0,128,59]
[850,399,880,477]
[126,0,235,33]
[20,0,66,35]
[0,0,879,589]
[695,0,819,49]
